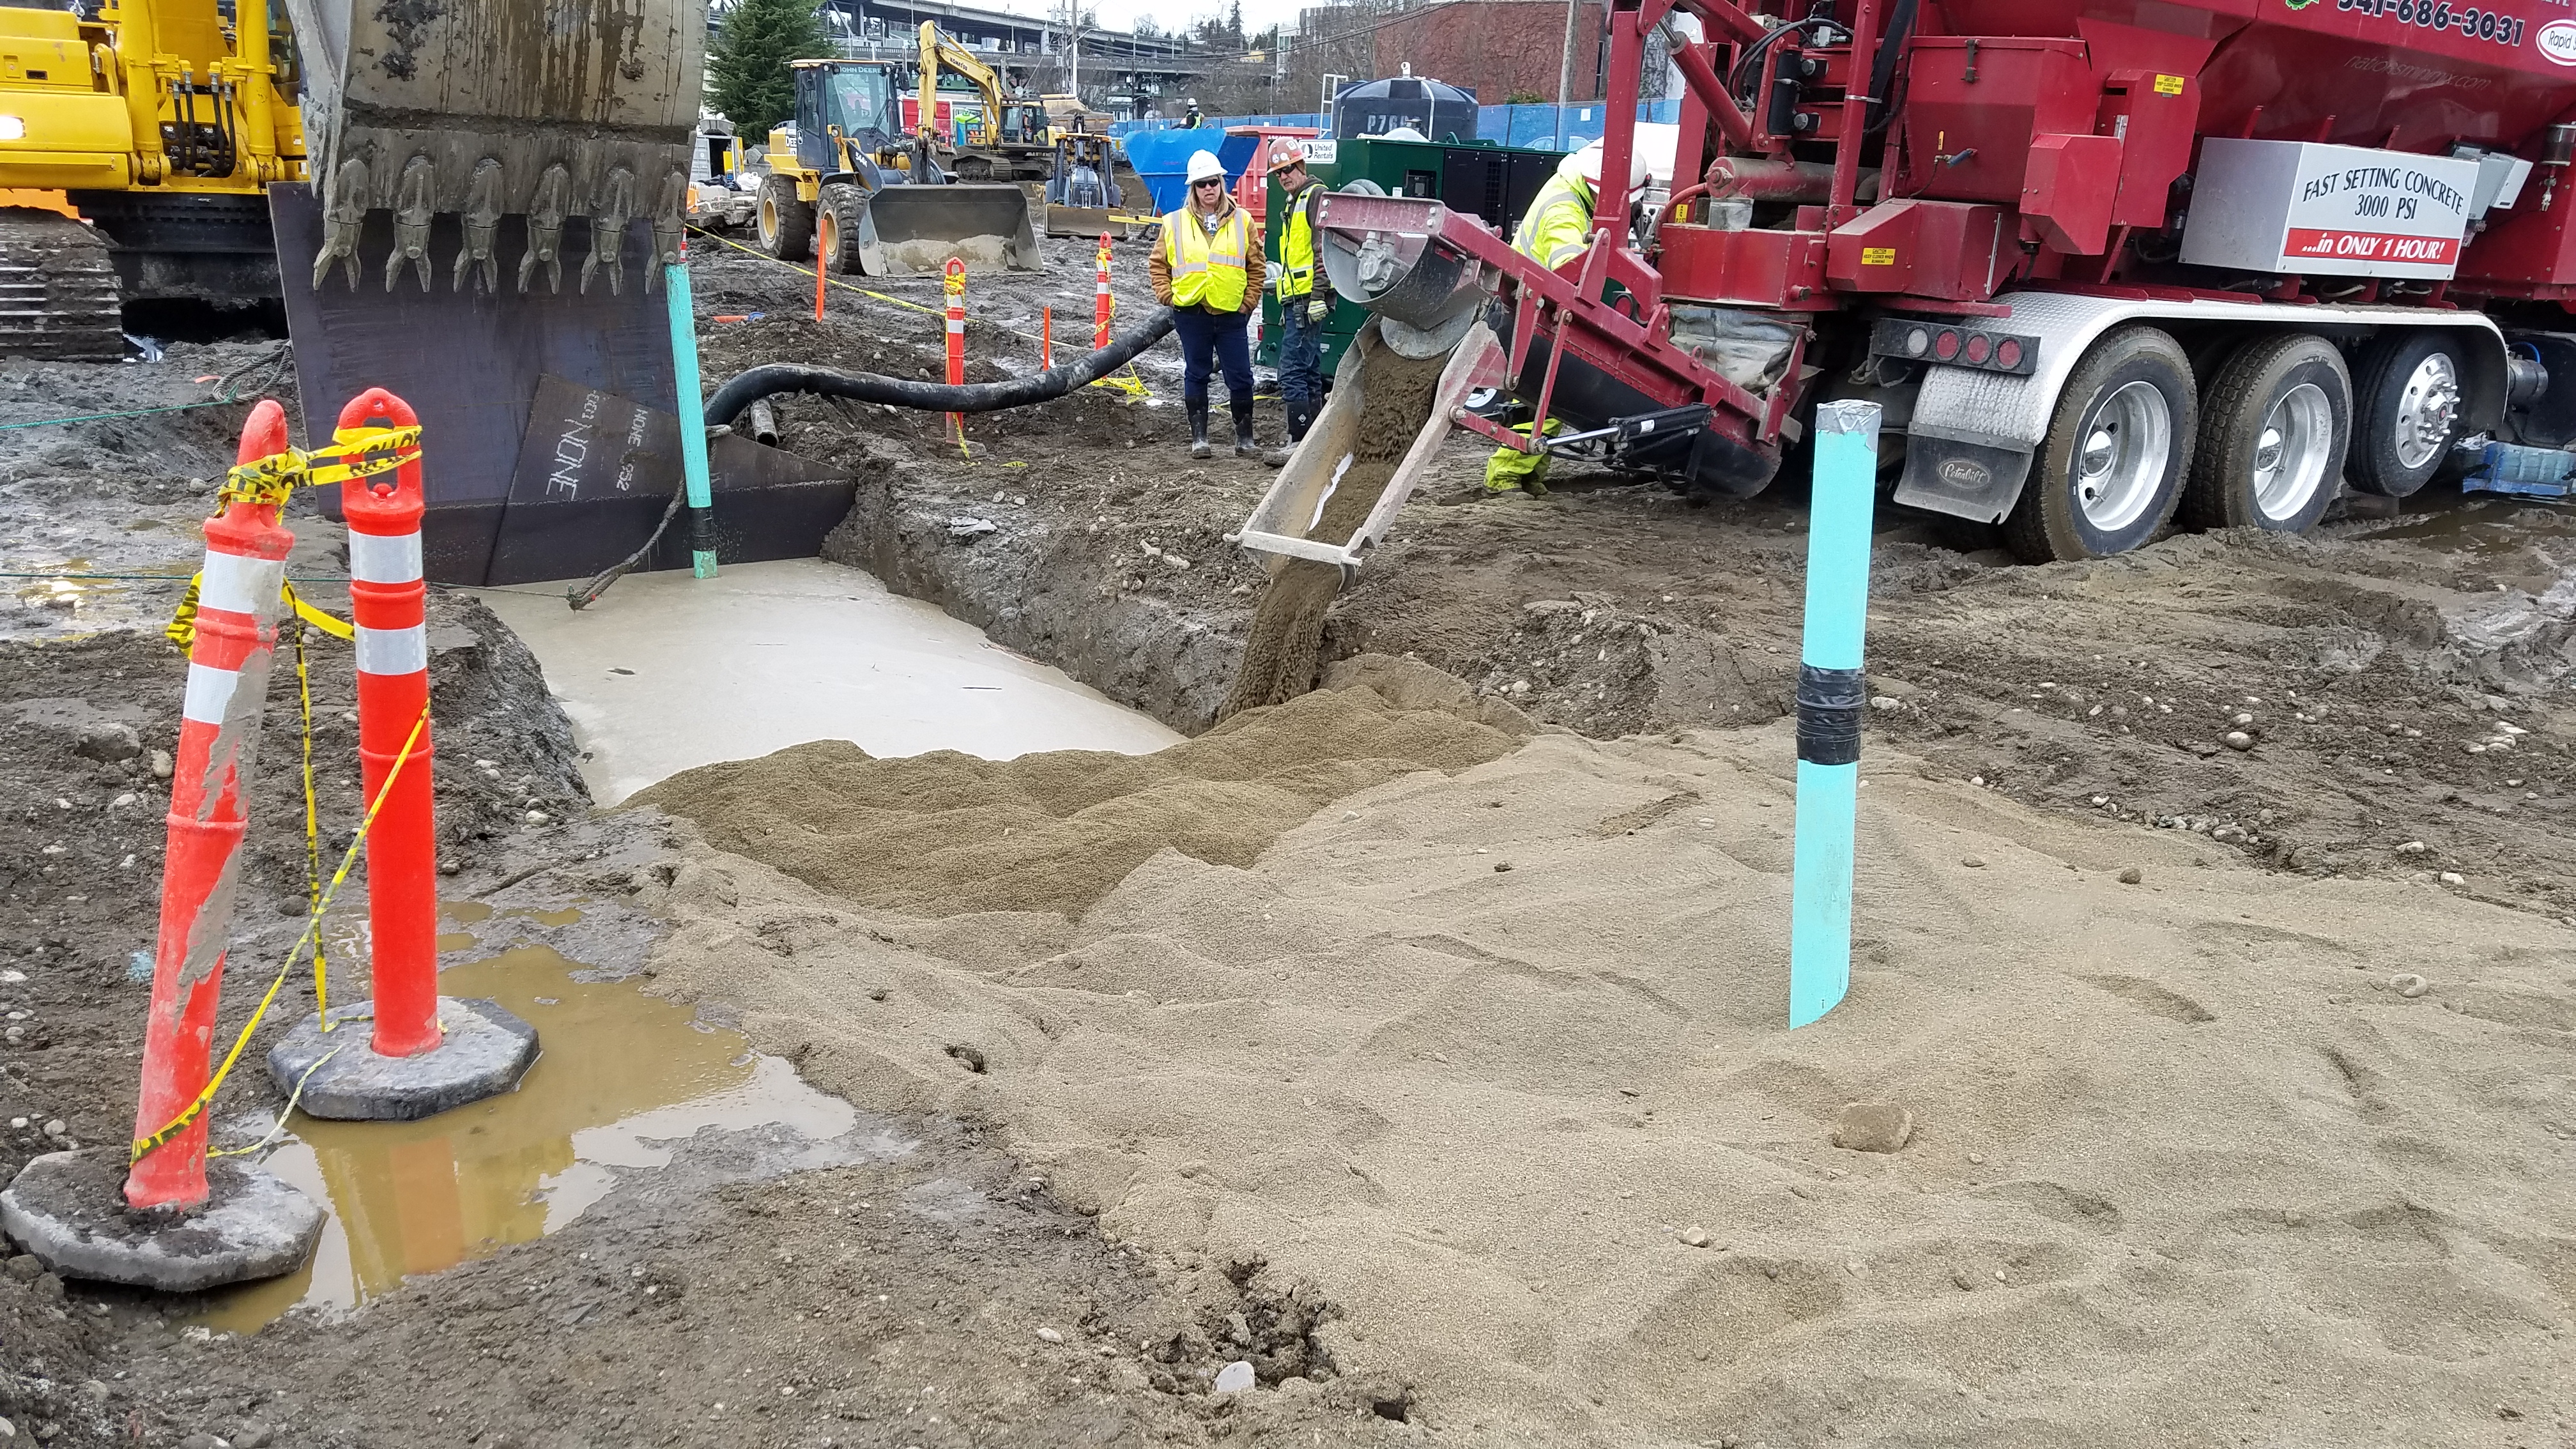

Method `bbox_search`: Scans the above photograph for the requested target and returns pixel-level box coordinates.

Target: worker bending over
[1151,149,1269,460]
[1266,146,1327,468]
[1487,139,1650,494]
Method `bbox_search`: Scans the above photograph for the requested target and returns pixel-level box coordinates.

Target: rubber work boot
[1187,397,1211,459]
[1230,391,1259,458]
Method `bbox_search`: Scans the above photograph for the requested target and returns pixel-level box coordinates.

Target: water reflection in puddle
[196,941,866,1333]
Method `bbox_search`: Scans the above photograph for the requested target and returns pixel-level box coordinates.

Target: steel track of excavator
[0,209,126,362]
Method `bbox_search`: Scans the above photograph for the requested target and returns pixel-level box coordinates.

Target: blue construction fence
[1108,98,1685,153]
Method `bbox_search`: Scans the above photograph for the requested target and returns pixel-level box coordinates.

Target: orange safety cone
[1094,233,1114,351]
[125,401,297,1211]
[944,257,968,451]
[337,387,440,1059]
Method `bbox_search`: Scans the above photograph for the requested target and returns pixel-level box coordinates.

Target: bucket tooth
[454,158,503,294]
[520,163,573,295]
[646,168,687,293]
[387,156,436,292]
[312,157,369,292]
[582,166,634,296]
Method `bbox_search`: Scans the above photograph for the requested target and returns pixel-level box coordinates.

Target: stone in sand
[1213,1360,1257,1394]
[1833,1102,1915,1154]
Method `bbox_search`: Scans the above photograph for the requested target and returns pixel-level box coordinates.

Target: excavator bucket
[854,184,1043,276]
[279,0,705,295]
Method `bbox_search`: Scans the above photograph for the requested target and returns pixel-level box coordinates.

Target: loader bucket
[855,185,1043,276]
[1045,203,1117,238]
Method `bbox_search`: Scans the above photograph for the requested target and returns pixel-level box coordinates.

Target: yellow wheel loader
[757,57,1038,278]
[0,0,302,356]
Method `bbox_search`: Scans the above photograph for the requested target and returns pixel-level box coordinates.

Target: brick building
[1365,0,1609,106]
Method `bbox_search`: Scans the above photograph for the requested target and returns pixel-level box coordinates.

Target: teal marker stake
[664,261,719,579]
[1788,399,1883,1029]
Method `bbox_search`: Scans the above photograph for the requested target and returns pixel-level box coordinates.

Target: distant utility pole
[1552,0,1579,148]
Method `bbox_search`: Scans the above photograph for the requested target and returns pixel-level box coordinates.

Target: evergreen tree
[708,0,832,140]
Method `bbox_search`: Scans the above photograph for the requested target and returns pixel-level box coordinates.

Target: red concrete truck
[1245,0,2576,569]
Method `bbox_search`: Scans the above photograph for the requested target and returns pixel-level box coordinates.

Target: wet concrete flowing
[476,558,1180,804]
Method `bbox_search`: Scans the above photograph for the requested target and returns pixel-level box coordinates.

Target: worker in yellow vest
[1265,145,1328,468]
[1487,139,1651,494]
[1149,148,1269,459]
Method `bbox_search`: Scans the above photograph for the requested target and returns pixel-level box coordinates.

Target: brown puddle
[194,942,865,1333]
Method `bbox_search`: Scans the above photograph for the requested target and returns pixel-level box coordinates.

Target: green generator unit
[1259,135,1565,377]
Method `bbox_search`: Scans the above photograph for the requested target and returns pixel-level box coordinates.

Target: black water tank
[1331,75,1478,142]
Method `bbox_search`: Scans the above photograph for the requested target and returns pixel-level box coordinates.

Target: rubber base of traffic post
[264,997,539,1121]
[0,1147,323,1292]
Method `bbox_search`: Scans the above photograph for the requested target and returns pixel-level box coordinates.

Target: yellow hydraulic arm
[916,20,1010,148]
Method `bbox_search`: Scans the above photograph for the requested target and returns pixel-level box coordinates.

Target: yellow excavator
[0,0,705,356]
[0,0,302,356]
[913,22,1050,185]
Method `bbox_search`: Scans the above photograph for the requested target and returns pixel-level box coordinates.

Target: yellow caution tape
[166,574,353,649]
[220,424,422,507]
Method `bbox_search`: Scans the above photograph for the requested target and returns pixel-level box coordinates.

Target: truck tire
[757,175,814,263]
[2003,325,2195,563]
[2182,332,2349,535]
[817,182,865,274]
[2348,332,2464,498]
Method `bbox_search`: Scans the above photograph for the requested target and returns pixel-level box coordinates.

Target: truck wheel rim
[820,212,838,264]
[758,195,778,245]
[2393,353,2458,471]
[2253,381,2333,521]
[2074,379,2170,533]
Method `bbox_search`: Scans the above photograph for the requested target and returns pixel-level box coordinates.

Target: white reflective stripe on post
[946,318,965,333]
[196,552,284,618]
[348,530,424,585]
[181,663,241,726]
[354,623,428,677]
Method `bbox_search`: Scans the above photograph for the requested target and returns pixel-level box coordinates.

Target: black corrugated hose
[567,306,1180,609]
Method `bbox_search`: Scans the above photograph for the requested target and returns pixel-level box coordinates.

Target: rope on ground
[0,343,293,433]
[129,704,432,1165]
[689,226,1150,398]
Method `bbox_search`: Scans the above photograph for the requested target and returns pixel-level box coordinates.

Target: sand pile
[638,678,2576,1448]
[1221,346,1451,719]
[632,655,1529,918]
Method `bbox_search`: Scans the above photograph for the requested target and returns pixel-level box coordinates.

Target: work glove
[1307,298,1328,322]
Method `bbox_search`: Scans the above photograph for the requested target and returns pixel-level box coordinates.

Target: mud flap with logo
[1891,434,2035,524]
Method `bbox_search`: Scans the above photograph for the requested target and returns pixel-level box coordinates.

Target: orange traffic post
[0,399,326,1295]
[944,256,968,451]
[337,388,440,1059]
[1094,233,1114,350]
[126,400,299,1212]
[1042,305,1054,370]
[263,390,539,1121]
[813,249,826,323]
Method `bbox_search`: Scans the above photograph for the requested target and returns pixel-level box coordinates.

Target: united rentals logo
[2284,0,2322,10]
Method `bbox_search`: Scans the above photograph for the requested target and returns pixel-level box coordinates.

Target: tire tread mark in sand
[1220,349,1450,718]
[2320,1043,2398,1123]
[1388,933,1690,1017]
[2081,974,2216,1024]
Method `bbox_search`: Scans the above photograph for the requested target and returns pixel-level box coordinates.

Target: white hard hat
[1565,139,1650,191]
[1185,149,1225,185]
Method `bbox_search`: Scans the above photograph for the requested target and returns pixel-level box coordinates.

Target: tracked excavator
[0,0,302,356]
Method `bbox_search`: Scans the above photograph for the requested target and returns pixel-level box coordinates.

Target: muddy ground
[0,337,1402,1447]
[6,225,2576,1447]
[684,234,2576,924]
